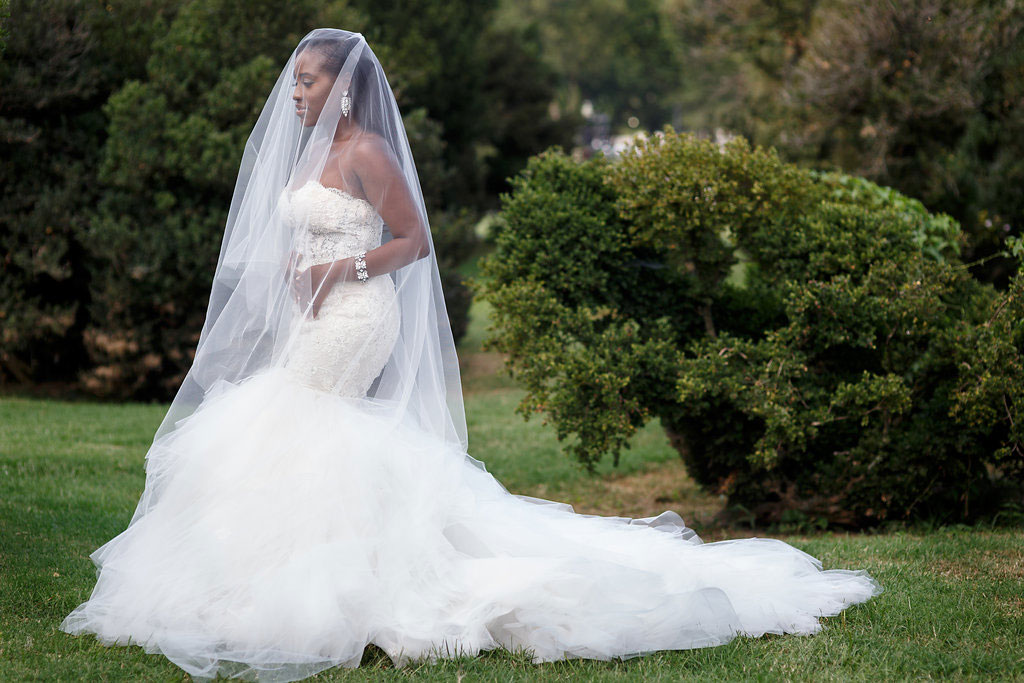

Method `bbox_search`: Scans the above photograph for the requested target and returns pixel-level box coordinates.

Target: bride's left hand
[289,252,338,319]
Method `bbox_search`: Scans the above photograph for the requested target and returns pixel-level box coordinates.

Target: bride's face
[292,51,337,127]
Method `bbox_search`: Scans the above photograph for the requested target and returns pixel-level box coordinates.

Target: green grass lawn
[1,298,1022,680]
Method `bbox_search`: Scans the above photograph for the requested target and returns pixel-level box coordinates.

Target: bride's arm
[328,136,430,284]
[291,136,430,317]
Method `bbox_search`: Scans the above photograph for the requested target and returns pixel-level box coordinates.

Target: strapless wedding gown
[60,180,883,682]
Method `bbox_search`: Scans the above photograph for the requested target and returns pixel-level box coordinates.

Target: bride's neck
[333,120,363,144]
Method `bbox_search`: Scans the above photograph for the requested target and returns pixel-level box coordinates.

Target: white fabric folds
[62,368,882,681]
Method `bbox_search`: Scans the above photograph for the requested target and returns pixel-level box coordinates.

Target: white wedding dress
[60,180,883,682]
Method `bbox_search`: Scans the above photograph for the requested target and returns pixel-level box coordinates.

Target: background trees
[662,0,1023,286]
[0,0,573,397]
[496,0,680,133]
[0,0,179,386]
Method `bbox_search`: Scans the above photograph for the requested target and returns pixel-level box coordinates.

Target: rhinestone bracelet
[354,251,369,283]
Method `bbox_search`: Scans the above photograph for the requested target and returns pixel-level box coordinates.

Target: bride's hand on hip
[289,252,341,320]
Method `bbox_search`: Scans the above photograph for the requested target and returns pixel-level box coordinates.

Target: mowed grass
[1,298,1022,680]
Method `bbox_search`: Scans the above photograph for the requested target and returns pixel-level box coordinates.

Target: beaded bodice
[279,180,384,266]
[277,179,400,398]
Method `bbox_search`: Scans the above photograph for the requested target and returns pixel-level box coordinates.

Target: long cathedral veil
[130,28,468,526]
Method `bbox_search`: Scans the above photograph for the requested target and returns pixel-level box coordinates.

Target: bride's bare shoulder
[353,132,393,160]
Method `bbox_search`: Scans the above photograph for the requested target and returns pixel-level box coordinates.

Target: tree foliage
[664,0,1023,285]
[496,0,680,132]
[0,0,178,384]
[1,0,573,396]
[77,0,356,397]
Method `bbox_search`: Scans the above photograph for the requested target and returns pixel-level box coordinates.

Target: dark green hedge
[1,0,576,398]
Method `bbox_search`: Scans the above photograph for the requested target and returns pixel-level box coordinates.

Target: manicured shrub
[949,268,1024,483]
[473,126,1020,526]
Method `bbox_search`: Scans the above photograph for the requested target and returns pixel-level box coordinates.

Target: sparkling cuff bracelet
[354,251,368,283]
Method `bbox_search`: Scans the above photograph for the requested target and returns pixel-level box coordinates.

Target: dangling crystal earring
[341,89,351,118]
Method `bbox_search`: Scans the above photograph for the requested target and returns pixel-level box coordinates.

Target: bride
[60,28,883,682]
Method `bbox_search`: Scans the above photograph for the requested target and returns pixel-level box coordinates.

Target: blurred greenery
[661,0,1023,286]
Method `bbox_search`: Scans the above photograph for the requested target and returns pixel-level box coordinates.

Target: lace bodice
[279,180,384,265]
[278,179,401,398]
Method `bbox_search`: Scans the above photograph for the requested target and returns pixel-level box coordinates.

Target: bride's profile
[60,28,883,682]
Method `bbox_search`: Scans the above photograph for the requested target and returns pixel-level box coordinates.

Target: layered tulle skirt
[61,367,882,681]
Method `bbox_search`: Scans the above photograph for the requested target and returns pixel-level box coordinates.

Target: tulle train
[60,367,882,681]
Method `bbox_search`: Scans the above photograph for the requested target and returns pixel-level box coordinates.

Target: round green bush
[472,126,1021,527]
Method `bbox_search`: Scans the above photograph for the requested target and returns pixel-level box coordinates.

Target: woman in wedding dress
[60,28,882,682]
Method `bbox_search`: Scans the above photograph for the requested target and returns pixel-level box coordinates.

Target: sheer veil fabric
[59,28,883,683]
[159,26,467,472]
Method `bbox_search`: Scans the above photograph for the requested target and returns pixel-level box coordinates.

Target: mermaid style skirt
[59,271,882,682]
